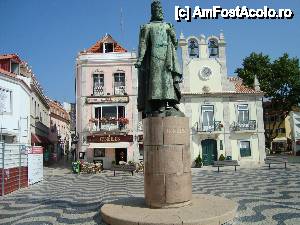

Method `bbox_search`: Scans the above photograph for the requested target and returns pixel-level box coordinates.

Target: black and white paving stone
[0,164,299,225]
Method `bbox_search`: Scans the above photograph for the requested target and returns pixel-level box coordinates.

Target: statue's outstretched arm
[135,25,149,68]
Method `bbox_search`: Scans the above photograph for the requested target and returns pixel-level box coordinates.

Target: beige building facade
[48,99,70,161]
[179,32,266,165]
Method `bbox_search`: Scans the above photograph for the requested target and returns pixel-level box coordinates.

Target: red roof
[0,54,22,63]
[85,34,127,53]
[228,77,263,94]
[182,76,264,96]
[0,68,16,78]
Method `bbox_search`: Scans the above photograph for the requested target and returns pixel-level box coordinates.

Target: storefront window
[118,106,125,118]
[94,148,105,157]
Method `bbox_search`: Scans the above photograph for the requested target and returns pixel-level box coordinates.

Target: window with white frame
[201,105,214,131]
[93,74,104,96]
[0,88,12,113]
[240,141,251,157]
[114,73,125,95]
[237,104,249,123]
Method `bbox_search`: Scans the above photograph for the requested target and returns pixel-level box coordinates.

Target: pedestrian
[65,149,69,161]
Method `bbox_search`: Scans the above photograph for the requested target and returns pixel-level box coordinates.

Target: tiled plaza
[0,164,300,225]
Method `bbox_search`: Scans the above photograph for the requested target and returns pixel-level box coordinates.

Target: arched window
[188,39,199,58]
[208,39,219,57]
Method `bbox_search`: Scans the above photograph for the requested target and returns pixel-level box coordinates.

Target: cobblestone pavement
[0,164,300,225]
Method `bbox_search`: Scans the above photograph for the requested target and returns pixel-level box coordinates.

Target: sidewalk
[44,156,72,176]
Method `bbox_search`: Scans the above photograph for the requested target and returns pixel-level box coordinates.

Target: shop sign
[86,96,129,104]
[28,146,43,185]
[87,134,133,143]
[28,146,44,154]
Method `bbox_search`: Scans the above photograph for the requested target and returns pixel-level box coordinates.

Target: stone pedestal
[101,194,238,225]
[100,117,238,225]
[143,116,192,208]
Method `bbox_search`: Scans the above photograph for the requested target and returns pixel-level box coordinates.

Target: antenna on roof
[120,7,125,42]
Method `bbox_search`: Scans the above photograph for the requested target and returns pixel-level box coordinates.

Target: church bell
[209,40,219,57]
[188,40,198,58]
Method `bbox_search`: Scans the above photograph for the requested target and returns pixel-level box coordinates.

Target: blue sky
[0,0,299,103]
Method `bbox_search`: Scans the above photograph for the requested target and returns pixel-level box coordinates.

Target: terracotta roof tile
[85,34,127,53]
[0,54,22,63]
[228,77,263,94]
[182,77,264,96]
[0,68,16,78]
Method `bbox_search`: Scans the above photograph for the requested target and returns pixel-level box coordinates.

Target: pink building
[75,34,140,169]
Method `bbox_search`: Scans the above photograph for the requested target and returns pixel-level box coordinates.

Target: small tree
[195,155,202,167]
[236,53,300,149]
[219,154,225,161]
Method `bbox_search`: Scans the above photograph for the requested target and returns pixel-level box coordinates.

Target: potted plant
[219,154,225,161]
[119,117,129,125]
[195,154,202,168]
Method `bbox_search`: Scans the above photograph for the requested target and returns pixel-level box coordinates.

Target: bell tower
[179,31,231,94]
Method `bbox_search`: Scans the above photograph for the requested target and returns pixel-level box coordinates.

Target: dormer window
[103,43,114,53]
[208,39,219,57]
[11,61,19,74]
[188,39,199,58]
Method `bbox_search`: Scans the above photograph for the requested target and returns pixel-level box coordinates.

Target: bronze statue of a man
[135,0,183,118]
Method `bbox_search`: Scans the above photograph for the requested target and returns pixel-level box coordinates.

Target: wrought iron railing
[88,119,128,133]
[230,120,256,131]
[196,121,223,132]
[114,85,126,95]
[93,85,105,96]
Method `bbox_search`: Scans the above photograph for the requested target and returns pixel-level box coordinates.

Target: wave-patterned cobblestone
[0,165,299,225]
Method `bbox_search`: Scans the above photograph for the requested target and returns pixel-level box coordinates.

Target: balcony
[88,117,129,133]
[93,85,105,96]
[114,83,126,95]
[195,121,223,133]
[230,120,256,132]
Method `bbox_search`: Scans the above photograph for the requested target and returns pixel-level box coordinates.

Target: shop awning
[273,137,287,142]
[31,134,42,143]
[31,134,51,145]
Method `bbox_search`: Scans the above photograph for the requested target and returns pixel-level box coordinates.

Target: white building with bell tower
[179,31,266,166]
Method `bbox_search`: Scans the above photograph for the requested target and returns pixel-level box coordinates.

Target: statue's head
[151,0,164,22]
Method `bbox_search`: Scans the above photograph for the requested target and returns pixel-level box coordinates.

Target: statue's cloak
[137,22,182,113]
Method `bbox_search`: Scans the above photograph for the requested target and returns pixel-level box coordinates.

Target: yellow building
[179,32,266,166]
[48,99,71,161]
[264,102,298,154]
